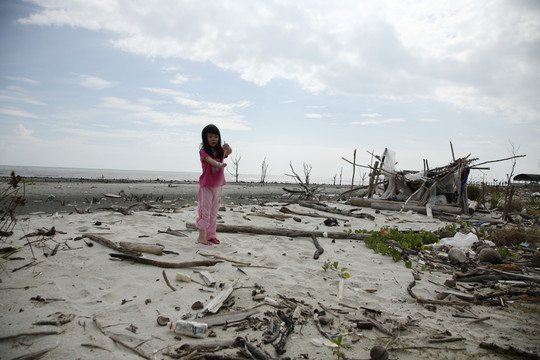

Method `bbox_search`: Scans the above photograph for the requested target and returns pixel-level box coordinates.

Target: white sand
[1,200,538,359]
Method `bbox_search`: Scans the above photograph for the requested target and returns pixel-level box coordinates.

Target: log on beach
[350,197,462,215]
[185,222,367,240]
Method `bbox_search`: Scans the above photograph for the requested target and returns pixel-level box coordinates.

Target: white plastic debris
[438,232,478,248]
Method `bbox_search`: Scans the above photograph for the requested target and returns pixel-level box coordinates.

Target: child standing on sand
[196,124,232,245]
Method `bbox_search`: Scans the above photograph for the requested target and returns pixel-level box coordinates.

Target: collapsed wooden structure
[344,147,526,215]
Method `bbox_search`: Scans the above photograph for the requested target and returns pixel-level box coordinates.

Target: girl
[196,124,232,245]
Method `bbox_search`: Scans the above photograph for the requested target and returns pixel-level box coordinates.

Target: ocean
[0,165,336,184]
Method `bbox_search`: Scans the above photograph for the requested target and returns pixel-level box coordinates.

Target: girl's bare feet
[197,229,209,244]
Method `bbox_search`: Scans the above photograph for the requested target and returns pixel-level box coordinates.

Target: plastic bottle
[175,273,192,282]
[168,320,208,338]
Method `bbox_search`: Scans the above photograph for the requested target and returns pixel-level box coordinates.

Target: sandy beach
[1,177,539,359]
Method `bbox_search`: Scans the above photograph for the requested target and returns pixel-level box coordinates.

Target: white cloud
[0,106,40,118]
[17,1,539,125]
[171,73,188,85]
[76,74,117,90]
[360,113,382,118]
[306,113,322,118]
[99,97,151,112]
[0,89,46,106]
[5,76,40,86]
[350,118,405,126]
[14,124,35,138]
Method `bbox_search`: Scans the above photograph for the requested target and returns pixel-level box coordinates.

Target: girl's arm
[223,143,232,157]
[203,156,227,168]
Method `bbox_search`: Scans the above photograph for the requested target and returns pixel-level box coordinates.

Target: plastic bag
[438,232,478,248]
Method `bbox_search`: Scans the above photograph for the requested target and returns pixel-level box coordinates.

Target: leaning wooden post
[348,149,357,202]
[367,161,379,199]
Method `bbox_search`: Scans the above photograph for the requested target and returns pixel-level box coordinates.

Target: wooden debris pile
[343,147,527,215]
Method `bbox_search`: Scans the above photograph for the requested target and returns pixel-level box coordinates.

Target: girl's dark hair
[201,124,224,160]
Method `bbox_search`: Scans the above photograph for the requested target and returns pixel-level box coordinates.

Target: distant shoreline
[2,176,350,215]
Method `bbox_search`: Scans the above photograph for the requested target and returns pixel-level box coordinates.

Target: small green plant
[439,223,459,234]
[322,261,330,272]
[322,260,351,278]
[331,334,350,359]
[338,267,350,279]
[498,246,515,259]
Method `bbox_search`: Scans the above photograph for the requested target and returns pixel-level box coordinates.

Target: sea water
[0,165,329,184]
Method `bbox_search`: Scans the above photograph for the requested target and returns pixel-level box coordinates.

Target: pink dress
[196,149,228,241]
[198,149,227,187]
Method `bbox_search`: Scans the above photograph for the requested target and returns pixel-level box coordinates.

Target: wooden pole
[349,149,357,202]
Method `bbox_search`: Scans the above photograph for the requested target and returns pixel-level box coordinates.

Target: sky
[0,0,539,184]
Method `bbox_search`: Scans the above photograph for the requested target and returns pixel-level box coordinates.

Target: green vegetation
[351,227,439,262]
[322,260,351,279]
[331,334,351,359]
[1,172,26,240]
[498,246,515,259]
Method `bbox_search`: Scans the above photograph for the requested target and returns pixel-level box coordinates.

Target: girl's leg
[196,187,213,243]
[206,186,223,241]
[197,229,205,243]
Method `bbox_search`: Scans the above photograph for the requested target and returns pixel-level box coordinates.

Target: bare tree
[260,157,269,183]
[503,142,520,220]
[303,163,312,185]
[284,161,322,200]
[228,152,241,182]
[360,171,367,186]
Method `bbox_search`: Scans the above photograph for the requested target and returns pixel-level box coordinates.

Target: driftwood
[33,313,75,326]
[185,222,367,240]
[273,310,294,355]
[475,288,540,301]
[93,316,151,360]
[298,201,375,220]
[263,316,280,344]
[479,342,539,359]
[407,281,470,306]
[10,345,58,360]
[198,252,251,265]
[366,316,395,337]
[0,330,63,341]
[236,337,268,360]
[284,162,323,200]
[202,281,238,314]
[162,270,177,291]
[428,337,465,343]
[19,226,56,240]
[188,355,246,360]
[477,266,540,283]
[158,228,188,237]
[280,205,348,221]
[82,234,141,256]
[456,274,517,283]
[199,270,216,286]
[311,234,324,259]
[119,241,164,255]
[109,253,222,268]
[248,212,291,222]
[350,198,462,215]
[81,343,111,352]
[177,339,237,351]
[201,309,260,327]
[314,313,331,339]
